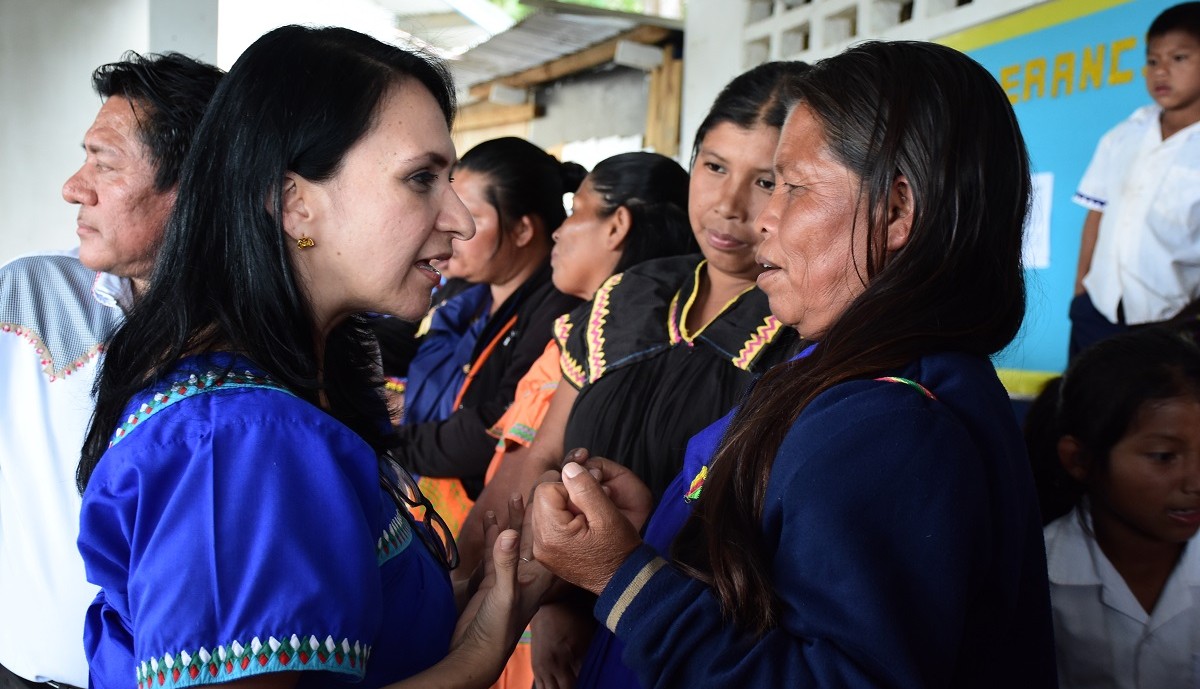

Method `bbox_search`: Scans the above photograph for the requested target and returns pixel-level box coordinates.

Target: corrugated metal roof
[447,11,637,91]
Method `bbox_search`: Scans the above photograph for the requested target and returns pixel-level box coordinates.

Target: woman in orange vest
[391,137,584,535]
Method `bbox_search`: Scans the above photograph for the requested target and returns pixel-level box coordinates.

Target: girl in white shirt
[1027,327,1200,689]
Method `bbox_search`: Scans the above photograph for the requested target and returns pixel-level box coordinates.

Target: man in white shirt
[0,52,222,689]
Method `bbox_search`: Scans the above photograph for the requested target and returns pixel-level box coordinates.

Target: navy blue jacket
[591,351,1057,688]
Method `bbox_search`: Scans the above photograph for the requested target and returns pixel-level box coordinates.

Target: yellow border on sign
[996,368,1060,399]
[938,0,1134,52]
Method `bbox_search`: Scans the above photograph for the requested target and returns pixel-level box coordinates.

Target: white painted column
[681,0,748,164]
[0,0,153,264]
[150,0,219,62]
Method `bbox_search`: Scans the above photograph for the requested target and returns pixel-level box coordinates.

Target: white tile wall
[739,0,1048,66]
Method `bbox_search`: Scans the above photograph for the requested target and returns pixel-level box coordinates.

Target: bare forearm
[459,386,576,575]
[1074,210,1102,295]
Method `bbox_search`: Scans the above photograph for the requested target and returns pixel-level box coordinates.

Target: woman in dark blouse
[390,138,584,525]
[462,61,809,684]
[470,62,808,524]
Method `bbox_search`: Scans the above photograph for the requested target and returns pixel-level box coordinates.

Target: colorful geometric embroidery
[555,314,587,389]
[0,322,104,382]
[504,422,538,444]
[135,635,369,688]
[377,509,414,565]
[875,376,938,400]
[585,274,623,383]
[731,315,783,371]
[108,370,295,448]
[684,465,708,503]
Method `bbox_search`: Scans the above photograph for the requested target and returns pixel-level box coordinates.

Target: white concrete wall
[217,0,397,69]
[152,0,219,59]
[740,0,1046,64]
[680,0,747,166]
[0,0,218,267]
[0,0,398,268]
[0,0,147,265]
[529,66,650,153]
[680,0,1052,165]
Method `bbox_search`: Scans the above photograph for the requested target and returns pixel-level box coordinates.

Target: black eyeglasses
[380,456,460,571]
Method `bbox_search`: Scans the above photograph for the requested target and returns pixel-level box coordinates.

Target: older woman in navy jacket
[530,41,1057,689]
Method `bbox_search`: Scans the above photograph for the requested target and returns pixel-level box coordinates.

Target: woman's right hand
[570,451,653,532]
[530,458,647,596]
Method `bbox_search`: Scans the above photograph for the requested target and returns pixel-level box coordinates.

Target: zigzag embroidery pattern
[554,314,587,388]
[586,274,623,383]
[732,315,781,371]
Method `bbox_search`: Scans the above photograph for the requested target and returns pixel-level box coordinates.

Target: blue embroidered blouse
[77,354,456,689]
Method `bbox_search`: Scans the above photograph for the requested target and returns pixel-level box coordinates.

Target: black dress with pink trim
[557,254,798,499]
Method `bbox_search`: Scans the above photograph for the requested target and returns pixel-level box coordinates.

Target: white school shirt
[1044,506,1200,689]
[1074,105,1200,324]
[0,250,131,686]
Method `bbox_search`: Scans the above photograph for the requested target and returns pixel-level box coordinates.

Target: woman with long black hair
[531,41,1057,688]
[77,25,539,689]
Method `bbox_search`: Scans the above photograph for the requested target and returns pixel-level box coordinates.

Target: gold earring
[296,236,315,249]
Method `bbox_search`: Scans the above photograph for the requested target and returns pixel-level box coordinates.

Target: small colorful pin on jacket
[685,465,708,503]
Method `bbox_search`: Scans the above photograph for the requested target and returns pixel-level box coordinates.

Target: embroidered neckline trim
[108,369,295,447]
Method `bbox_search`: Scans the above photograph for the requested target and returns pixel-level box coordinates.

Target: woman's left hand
[530,461,644,595]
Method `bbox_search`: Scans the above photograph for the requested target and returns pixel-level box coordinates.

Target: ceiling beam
[466,24,673,100]
[397,11,476,32]
[441,0,516,34]
[519,0,684,30]
[454,101,542,132]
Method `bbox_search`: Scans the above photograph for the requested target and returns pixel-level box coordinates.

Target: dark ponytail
[560,160,588,198]
[455,137,584,238]
[584,151,694,272]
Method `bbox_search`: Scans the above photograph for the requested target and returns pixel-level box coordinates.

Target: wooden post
[645,45,682,157]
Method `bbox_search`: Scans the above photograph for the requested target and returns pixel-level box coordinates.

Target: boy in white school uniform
[1069,2,1200,358]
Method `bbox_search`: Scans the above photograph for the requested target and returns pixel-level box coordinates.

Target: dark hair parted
[585,152,696,273]
[690,60,809,165]
[79,26,456,490]
[672,43,1031,635]
[91,51,225,192]
[1149,2,1200,43]
[456,137,586,238]
[1025,328,1200,524]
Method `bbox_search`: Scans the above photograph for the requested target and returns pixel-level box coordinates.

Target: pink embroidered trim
[0,322,104,381]
[585,274,622,383]
[555,314,587,388]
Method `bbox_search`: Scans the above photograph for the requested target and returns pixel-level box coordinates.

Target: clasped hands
[529,448,654,596]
